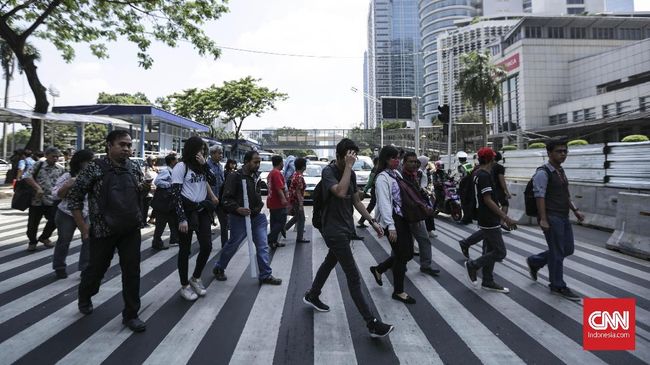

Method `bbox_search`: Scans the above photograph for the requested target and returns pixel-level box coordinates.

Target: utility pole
[446,47,454,171]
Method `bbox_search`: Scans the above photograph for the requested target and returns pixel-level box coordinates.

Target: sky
[7,0,369,130]
[4,0,650,131]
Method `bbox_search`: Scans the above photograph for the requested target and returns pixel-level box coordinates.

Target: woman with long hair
[171,136,217,301]
[51,149,95,279]
[369,145,416,304]
[224,159,238,178]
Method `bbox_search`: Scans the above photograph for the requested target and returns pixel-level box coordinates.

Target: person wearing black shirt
[492,152,512,231]
[463,148,516,294]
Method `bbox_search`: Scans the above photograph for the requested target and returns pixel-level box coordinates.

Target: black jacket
[221,168,264,217]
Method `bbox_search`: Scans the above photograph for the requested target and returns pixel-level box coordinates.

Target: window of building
[584,108,596,121]
[619,28,643,40]
[573,110,583,123]
[525,26,542,38]
[641,96,650,112]
[558,113,568,124]
[593,28,614,40]
[548,27,564,39]
[570,27,587,39]
[602,104,614,118]
[567,0,584,4]
[567,7,585,14]
[549,115,558,125]
[616,100,631,115]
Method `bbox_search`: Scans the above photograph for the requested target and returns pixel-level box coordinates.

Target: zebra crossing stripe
[60,244,224,365]
[143,244,249,364]
[425,240,607,365]
[364,227,526,364]
[0,235,83,274]
[229,240,296,364]
[0,240,181,364]
[311,230,357,365]
[352,240,443,365]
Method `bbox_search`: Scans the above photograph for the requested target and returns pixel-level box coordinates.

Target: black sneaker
[303,291,330,312]
[481,281,510,293]
[459,240,470,259]
[370,266,383,286]
[464,261,478,286]
[551,286,581,301]
[152,243,169,251]
[122,317,146,332]
[526,259,539,281]
[367,318,394,338]
[213,267,227,281]
[260,275,282,285]
[78,298,93,315]
[420,267,440,277]
[55,269,68,279]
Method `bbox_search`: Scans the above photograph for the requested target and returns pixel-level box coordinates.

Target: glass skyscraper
[366,0,424,129]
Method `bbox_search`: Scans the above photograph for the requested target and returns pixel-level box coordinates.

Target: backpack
[96,159,142,234]
[387,173,434,223]
[524,165,551,217]
[11,161,44,211]
[312,164,341,231]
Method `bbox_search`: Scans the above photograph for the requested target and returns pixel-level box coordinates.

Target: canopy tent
[0,107,132,156]
[53,104,210,157]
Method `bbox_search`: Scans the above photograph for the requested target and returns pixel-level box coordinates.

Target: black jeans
[268,208,287,243]
[27,204,57,245]
[215,206,229,247]
[178,209,213,286]
[152,210,179,246]
[78,229,142,319]
[358,189,376,224]
[285,205,305,241]
[311,234,374,322]
[468,228,507,284]
[376,214,413,294]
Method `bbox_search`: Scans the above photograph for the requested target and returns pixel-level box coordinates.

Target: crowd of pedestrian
[8,130,585,335]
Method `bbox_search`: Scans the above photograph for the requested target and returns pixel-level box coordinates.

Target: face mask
[389,159,399,170]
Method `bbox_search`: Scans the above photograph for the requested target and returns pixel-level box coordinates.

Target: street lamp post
[351,87,384,147]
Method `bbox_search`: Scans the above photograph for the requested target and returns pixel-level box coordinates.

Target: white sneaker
[189,277,207,296]
[429,231,438,238]
[180,285,198,301]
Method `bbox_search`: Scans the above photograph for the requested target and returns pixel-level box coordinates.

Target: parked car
[353,159,373,189]
[258,161,273,195]
[303,164,324,203]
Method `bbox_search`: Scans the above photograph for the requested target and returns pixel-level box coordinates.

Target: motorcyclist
[432,161,449,210]
[456,151,474,179]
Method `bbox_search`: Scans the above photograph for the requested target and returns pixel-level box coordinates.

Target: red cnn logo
[583,298,635,351]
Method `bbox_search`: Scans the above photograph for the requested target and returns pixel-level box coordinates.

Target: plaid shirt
[288,171,305,205]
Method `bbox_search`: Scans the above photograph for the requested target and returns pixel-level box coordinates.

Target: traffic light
[437,104,449,125]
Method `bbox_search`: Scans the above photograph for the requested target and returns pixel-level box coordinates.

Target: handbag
[11,162,43,211]
[150,187,174,213]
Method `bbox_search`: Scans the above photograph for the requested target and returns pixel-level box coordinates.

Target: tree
[457,51,506,147]
[97,92,151,105]
[158,86,221,125]
[214,77,288,143]
[210,125,234,140]
[0,1,229,151]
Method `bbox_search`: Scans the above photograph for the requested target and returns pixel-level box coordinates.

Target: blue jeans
[214,213,273,280]
[528,214,574,289]
[52,210,90,272]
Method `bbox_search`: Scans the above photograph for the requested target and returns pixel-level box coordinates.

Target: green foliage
[280,149,315,158]
[210,126,234,140]
[359,148,373,156]
[380,120,406,130]
[528,142,546,149]
[501,145,517,151]
[4,129,31,149]
[97,92,151,105]
[458,112,482,124]
[567,139,589,146]
[160,86,221,125]
[457,51,506,146]
[84,124,109,154]
[621,134,649,142]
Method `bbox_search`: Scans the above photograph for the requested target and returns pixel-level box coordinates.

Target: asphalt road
[0,202,648,364]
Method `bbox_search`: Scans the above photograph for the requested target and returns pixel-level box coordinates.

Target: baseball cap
[477,147,496,162]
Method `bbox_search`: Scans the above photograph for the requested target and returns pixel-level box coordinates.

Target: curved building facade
[419,0,476,122]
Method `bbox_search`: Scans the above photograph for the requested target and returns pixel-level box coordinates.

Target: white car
[353,160,373,189]
[303,164,323,203]
[0,159,9,174]
[258,161,273,195]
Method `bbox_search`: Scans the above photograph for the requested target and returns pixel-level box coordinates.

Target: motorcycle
[433,177,463,222]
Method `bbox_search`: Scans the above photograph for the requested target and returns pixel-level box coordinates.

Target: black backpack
[97,159,142,234]
[459,170,478,220]
[524,165,551,217]
[312,164,340,231]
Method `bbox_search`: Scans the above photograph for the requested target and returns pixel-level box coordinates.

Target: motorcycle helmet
[456,151,468,159]
[435,160,444,170]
